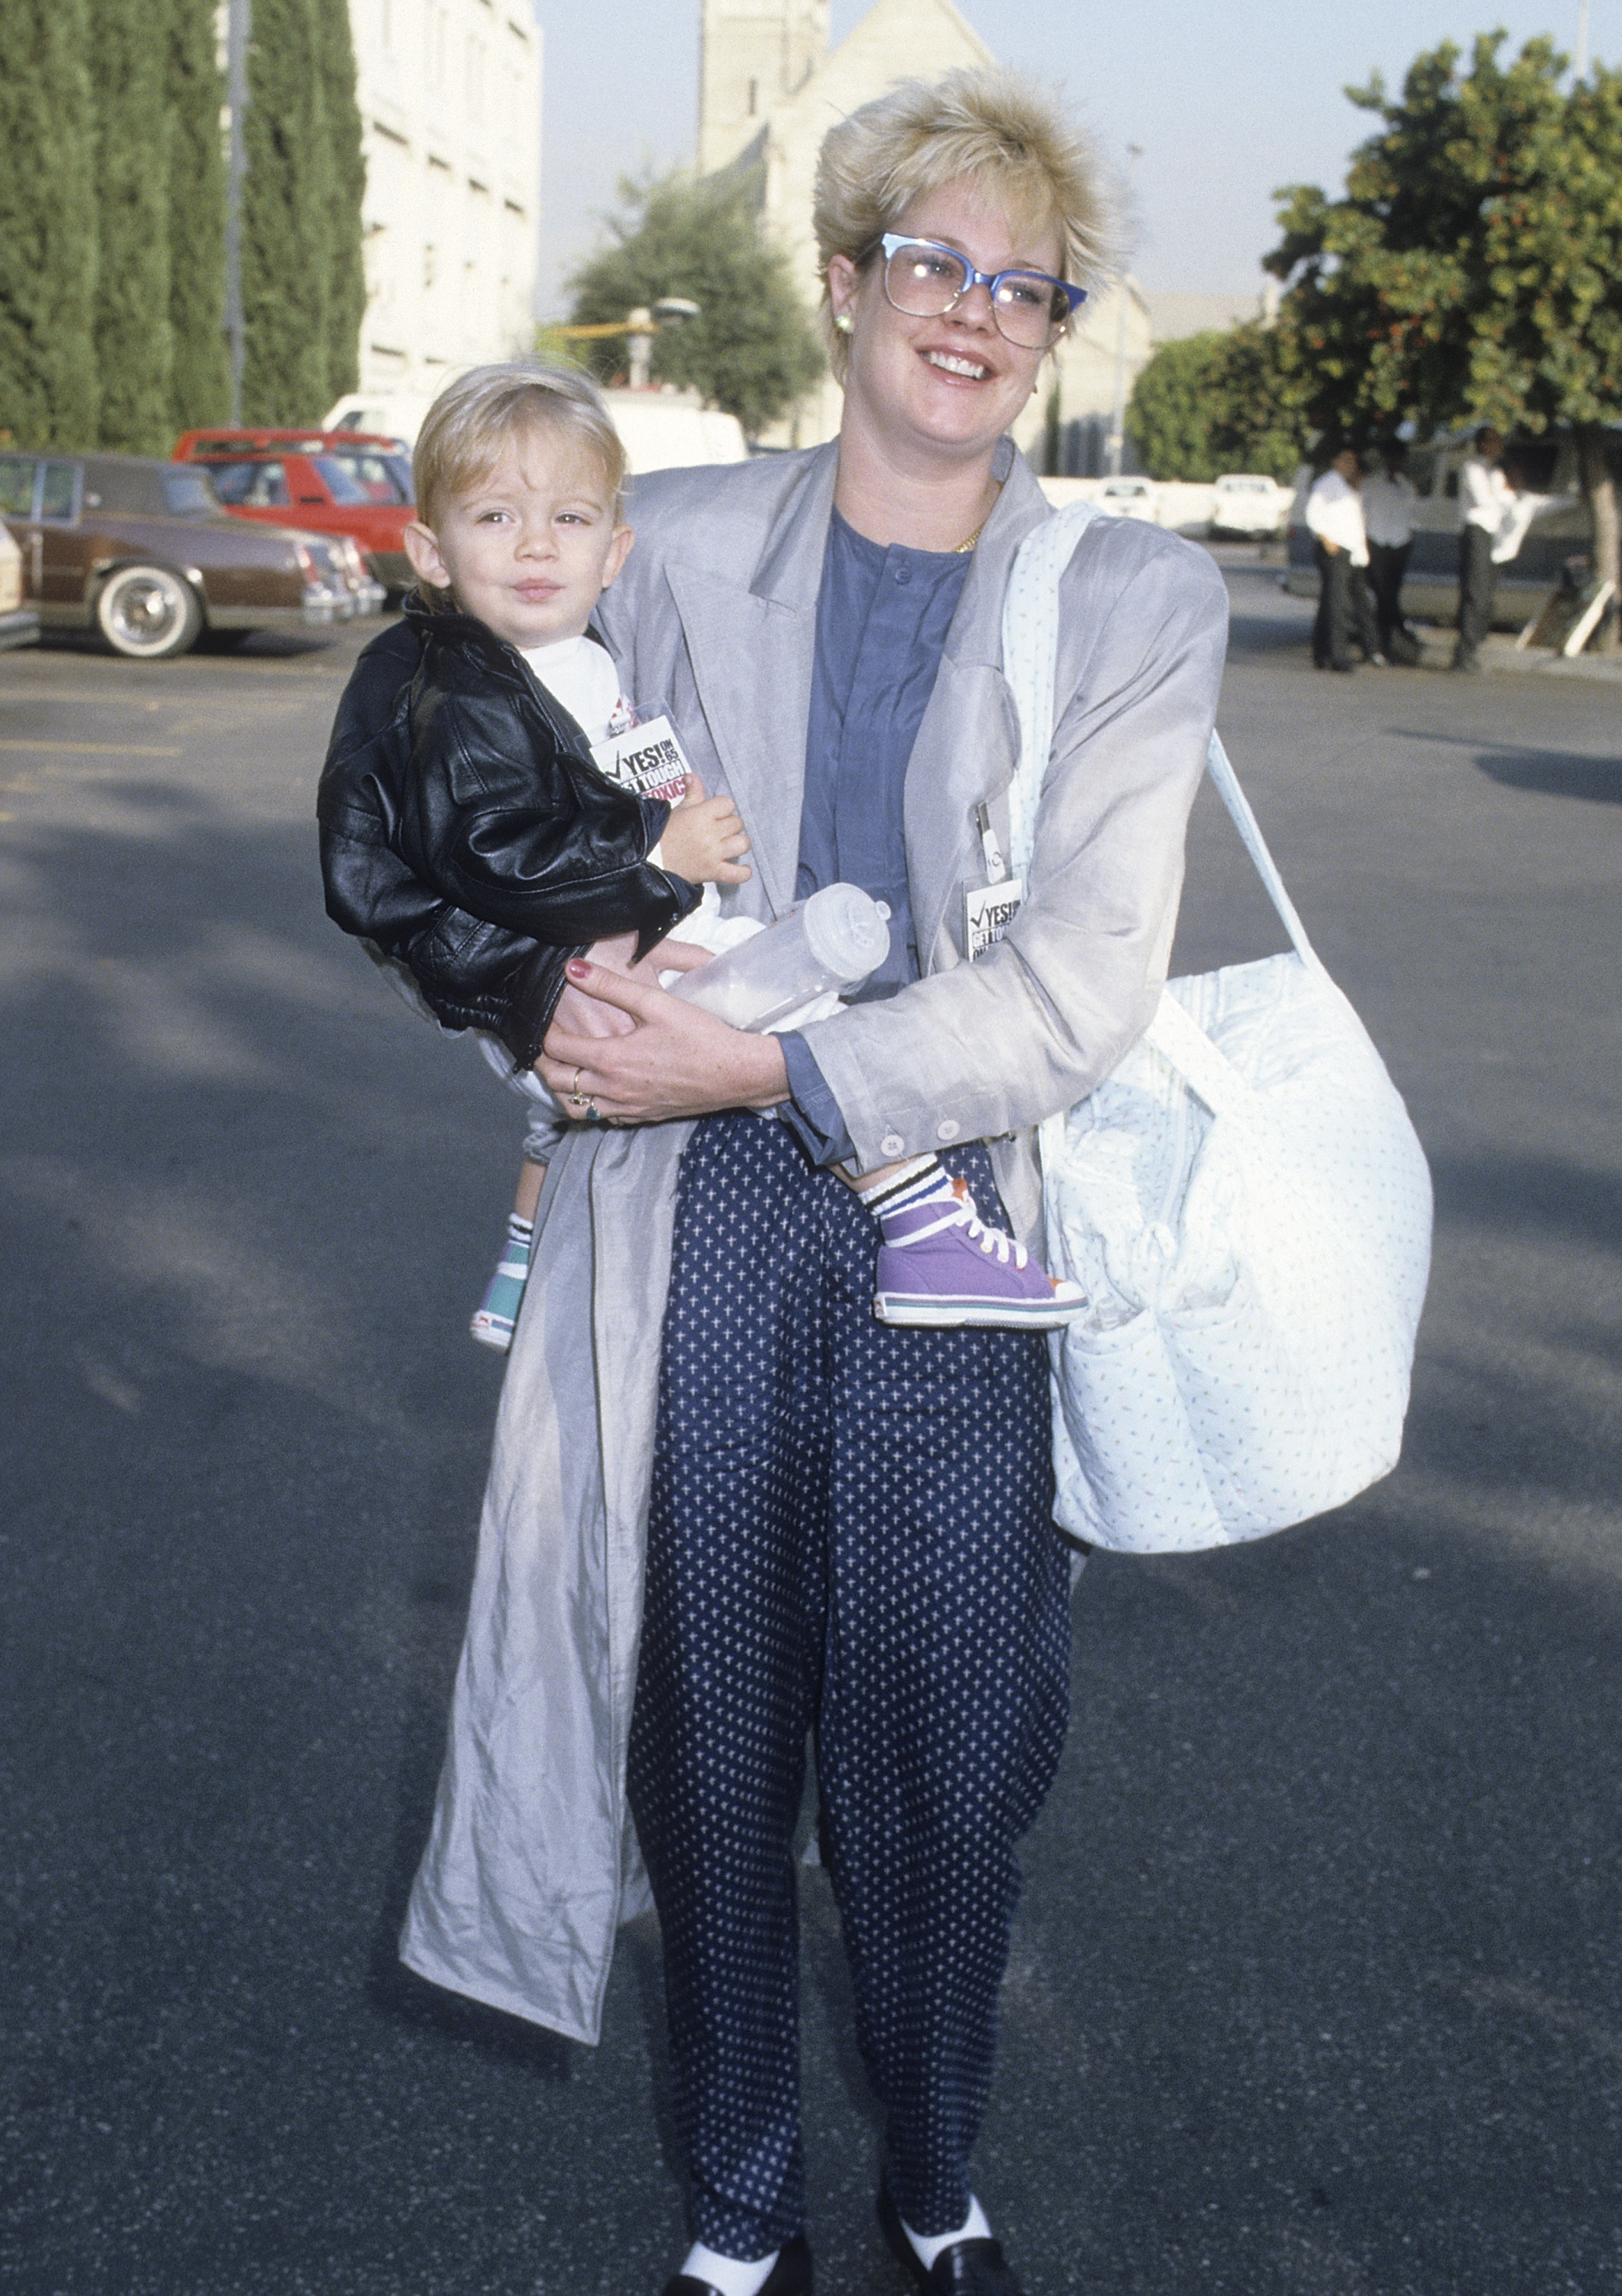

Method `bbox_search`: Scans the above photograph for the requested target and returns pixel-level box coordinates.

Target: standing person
[388,68,1227,2296]
[1305,445,1379,670]
[1362,440,1419,663]
[318,360,1089,1354]
[1453,425,1513,670]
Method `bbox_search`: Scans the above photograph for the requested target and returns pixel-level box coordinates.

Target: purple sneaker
[873,1175,1085,1330]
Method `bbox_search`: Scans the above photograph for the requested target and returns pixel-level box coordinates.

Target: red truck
[173,429,416,598]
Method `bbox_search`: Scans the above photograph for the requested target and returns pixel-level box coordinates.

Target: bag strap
[1002,503,1328,980]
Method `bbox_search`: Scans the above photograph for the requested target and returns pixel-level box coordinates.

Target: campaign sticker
[591,713,694,807]
[964,876,1025,960]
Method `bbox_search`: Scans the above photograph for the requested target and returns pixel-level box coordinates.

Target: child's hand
[657,772,752,886]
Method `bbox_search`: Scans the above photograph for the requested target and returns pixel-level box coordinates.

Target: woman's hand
[538,957,789,1124]
[547,930,712,1040]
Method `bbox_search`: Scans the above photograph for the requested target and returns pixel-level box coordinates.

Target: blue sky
[533,0,1611,315]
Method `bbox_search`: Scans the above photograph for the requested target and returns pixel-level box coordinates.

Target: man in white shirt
[1305,445,1379,672]
[1453,426,1515,670]
[1362,441,1419,662]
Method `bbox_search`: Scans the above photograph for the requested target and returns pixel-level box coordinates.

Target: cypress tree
[168,0,230,434]
[90,0,175,452]
[317,1,367,405]
[0,0,99,449]
[241,0,333,424]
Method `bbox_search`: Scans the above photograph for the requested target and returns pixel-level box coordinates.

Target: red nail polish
[566,960,589,979]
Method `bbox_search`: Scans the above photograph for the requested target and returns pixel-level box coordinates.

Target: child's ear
[403,520,453,591]
[599,523,634,592]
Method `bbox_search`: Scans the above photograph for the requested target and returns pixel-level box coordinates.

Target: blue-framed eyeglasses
[865,233,1086,347]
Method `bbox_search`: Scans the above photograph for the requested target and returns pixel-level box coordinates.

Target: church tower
[698,0,830,175]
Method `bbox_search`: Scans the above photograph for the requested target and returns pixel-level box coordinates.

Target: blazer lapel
[664,446,836,918]
[905,448,1053,969]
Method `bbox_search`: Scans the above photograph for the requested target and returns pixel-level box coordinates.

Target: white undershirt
[519,633,670,864]
[519,632,625,744]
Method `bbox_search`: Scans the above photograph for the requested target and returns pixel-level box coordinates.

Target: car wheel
[95,565,204,660]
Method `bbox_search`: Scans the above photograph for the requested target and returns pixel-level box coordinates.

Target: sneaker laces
[957,1189,1029,1270]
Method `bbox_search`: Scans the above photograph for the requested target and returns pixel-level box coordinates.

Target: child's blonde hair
[412,360,628,548]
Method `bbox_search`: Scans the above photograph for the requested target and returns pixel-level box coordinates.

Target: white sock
[680,2241,781,2296]
[902,2197,992,2271]
[853,1153,942,1208]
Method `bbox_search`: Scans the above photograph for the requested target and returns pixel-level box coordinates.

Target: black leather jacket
[317,603,699,1068]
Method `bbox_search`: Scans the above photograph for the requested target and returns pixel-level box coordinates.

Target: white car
[0,520,39,650]
[321,386,748,471]
[1210,473,1291,537]
[1095,476,1160,521]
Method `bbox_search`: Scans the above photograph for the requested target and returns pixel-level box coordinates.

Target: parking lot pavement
[2,602,1619,2296]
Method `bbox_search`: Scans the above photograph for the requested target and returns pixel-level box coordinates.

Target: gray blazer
[400,440,1229,2043]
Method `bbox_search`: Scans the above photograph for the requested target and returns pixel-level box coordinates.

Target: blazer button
[880,1132,906,1158]
[935,1119,961,1143]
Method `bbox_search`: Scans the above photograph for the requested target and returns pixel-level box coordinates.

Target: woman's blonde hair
[412,360,628,536]
[813,68,1117,380]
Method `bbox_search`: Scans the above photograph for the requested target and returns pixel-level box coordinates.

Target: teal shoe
[470,1221,532,1352]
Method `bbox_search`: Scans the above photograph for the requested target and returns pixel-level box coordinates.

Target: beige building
[346,0,543,396]
[698,0,1156,468]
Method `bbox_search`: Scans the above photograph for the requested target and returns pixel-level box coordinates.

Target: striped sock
[855,1153,949,1223]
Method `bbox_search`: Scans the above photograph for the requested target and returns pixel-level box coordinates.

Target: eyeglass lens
[883,241,1066,345]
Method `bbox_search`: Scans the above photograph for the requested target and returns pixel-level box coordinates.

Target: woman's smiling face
[829,178,1064,468]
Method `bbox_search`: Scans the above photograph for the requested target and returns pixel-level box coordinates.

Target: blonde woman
[395,70,1228,2296]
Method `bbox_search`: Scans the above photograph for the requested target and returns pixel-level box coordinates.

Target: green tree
[315,0,367,404]
[168,0,230,435]
[1206,322,1309,482]
[0,0,99,449]
[1127,325,1305,482]
[90,0,174,453]
[1126,332,1226,480]
[568,171,824,439]
[1266,33,1622,638]
[242,0,333,424]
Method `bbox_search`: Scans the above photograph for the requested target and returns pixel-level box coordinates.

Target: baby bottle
[668,882,891,1031]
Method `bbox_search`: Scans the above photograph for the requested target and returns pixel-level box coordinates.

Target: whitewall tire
[95,565,204,660]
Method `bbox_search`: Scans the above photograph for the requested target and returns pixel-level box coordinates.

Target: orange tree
[1266,33,1622,637]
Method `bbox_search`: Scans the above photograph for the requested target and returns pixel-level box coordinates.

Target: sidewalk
[1207,544,1622,681]
[1408,622,1622,682]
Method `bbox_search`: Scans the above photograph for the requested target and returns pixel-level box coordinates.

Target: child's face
[404,427,631,651]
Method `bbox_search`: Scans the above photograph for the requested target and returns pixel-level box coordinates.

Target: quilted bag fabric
[1004,504,1433,1551]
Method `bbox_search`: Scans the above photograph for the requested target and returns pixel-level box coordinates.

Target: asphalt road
[2,571,1618,2296]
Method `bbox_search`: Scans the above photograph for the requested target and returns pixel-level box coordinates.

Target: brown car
[0,450,384,660]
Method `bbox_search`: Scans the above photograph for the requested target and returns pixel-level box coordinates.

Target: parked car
[1039,475,1216,534]
[1210,473,1291,538]
[174,429,416,595]
[1095,476,1160,521]
[321,385,749,471]
[1284,431,1598,628]
[0,451,383,660]
[0,521,40,651]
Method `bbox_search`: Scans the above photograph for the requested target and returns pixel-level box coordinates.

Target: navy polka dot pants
[626,1111,1072,2258]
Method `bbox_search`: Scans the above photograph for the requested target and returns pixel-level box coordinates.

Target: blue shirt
[780,510,971,1164]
